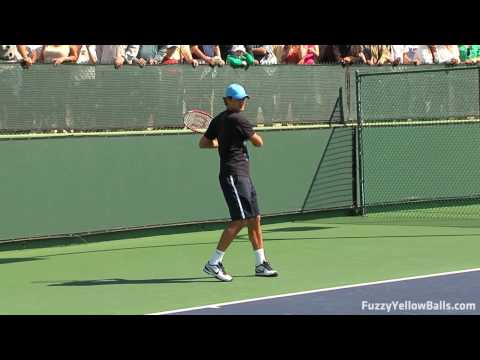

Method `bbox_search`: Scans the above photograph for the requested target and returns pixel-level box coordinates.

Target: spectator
[248,45,278,65]
[94,45,139,69]
[179,45,199,67]
[363,45,391,65]
[76,45,96,64]
[332,45,365,65]
[272,45,284,64]
[190,45,225,66]
[219,45,253,62]
[435,45,460,65]
[16,45,40,67]
[318,45,336,63]
[94,45,117,64]
[282,45,301,64]
[403,45,420,65]
[414,45,438,64]
[0,45,20,62]
[298,45,319,65]
[281,45,321,64]
[390,45,408,65]
[226,45,254,68]
[118,45,140,67]
[161,45,182,64]
[155,45,198,67]
[459,45,480,64]
[134,45,179,67]
[40,45,79,65]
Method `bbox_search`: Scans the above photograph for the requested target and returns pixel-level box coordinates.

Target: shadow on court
[45,275,257,286]
[0,210,350,253]
[7,231,480,262]
[264,226,333,232]
[237,233,480,241]
[0,257,46,265]
[8,227,335,260]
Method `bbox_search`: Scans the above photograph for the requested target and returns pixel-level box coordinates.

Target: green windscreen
[0,64,347,132]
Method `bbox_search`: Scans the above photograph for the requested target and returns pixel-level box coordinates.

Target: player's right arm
[199,120,218,149]
[199,136,218,149]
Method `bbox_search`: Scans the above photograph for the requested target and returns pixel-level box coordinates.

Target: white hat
[231,45,246,53]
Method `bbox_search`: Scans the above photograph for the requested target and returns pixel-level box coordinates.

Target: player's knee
[251,215,261,223]
[230,219,246,230]
[246,216,260,228]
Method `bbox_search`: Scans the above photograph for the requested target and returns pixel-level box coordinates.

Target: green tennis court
[1,209,479,314]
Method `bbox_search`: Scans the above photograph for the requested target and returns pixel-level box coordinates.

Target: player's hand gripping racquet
[183,109,213,134]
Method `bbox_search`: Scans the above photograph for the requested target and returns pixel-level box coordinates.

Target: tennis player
[199,83,278,282]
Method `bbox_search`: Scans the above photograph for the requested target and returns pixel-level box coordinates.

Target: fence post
[354,70,366,215]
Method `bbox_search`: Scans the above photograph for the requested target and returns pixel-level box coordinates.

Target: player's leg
[247,216,278,277]
[203,220,245,281]
[217,219,246,252]
[203,176,247,282]
[204,220,245,282]
[209,219,245,268]
[247,215,263,250]
[242,177,278,277]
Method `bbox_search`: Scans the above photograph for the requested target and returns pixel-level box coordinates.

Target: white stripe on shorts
[229,175,246,220]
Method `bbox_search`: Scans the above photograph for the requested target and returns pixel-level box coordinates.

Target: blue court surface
[155,269,480,315]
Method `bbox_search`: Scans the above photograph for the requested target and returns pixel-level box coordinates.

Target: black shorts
[219,175,260,221]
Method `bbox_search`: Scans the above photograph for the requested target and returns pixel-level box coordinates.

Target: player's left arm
[237,114,263,147]
[248,133,263,147]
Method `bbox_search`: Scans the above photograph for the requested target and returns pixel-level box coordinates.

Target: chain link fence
[356,66,480,226]
[0,64,348,133]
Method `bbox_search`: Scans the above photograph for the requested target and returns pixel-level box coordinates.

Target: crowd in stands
[1,45,479,68]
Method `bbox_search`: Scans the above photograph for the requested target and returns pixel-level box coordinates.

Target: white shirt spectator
[415,45,435,64]
[391,45,407,64]
[0,45,20,61]
[77,45,96,64]
[120,45,140,64]
[435,45,460,64]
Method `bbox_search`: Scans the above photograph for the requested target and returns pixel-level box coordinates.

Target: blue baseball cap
[225,83,249,100]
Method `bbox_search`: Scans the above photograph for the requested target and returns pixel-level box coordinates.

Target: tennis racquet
[183,109,213,134]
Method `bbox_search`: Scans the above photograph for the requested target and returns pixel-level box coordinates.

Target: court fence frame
[354,65,480,216]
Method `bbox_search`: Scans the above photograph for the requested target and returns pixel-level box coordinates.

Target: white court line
[146,267,480,315]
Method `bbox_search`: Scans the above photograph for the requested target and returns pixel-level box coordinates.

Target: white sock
[209,249,225,265]
[254,248,266,266]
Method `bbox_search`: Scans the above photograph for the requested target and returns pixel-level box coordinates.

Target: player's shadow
[44,275,258,287]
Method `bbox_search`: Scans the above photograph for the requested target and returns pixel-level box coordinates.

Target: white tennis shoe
[203,262,233,282]
[255,261,279,277]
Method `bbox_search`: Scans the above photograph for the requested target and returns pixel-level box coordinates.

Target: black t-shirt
[204,110,255,177]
